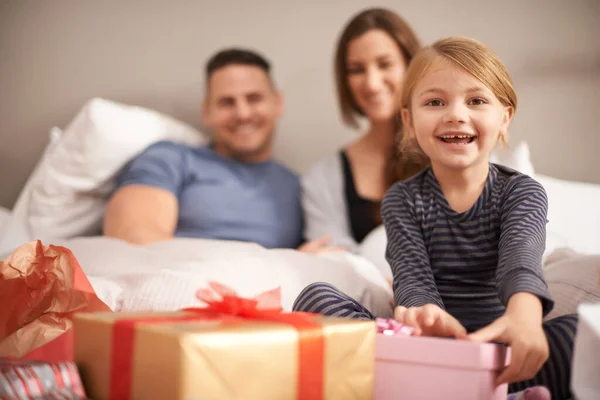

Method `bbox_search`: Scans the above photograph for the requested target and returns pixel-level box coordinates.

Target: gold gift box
[74,311,375,400]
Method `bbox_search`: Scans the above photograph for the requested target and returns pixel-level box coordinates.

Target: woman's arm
[301,156,358,251]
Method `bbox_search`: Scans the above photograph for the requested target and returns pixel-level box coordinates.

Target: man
[103,48,311,249]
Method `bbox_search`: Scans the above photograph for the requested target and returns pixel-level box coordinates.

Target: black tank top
[340,151,381,243]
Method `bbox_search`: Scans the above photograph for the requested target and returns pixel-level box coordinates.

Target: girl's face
[402,58,513,173]
[346,29,406,124]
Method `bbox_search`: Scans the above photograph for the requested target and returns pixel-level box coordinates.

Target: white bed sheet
[50,236,394,317]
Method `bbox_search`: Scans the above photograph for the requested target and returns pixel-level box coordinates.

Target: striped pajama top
[381,163,554,332]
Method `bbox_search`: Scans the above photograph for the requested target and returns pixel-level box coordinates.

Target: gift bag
[0,240,111,361]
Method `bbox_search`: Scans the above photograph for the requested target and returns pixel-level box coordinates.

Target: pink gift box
[376,333,511,400]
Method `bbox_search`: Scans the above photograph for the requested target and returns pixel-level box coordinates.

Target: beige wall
[1,0,599,209]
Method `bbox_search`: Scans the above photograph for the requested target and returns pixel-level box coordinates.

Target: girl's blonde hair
[398,36,518,162]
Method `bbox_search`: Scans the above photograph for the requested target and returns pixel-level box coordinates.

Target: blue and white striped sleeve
[496,176,554,316]
[382,184,444,309]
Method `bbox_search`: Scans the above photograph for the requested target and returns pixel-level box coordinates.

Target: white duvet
[50,237,394,317]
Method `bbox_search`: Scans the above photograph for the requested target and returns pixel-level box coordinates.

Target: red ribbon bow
[189,281,284,316]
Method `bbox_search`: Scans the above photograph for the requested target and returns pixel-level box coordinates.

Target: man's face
[203,64,283,163]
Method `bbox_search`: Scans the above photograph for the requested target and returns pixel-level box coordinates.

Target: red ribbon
[110,295,324,400]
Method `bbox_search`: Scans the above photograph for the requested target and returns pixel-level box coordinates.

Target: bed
[0,98,598,318]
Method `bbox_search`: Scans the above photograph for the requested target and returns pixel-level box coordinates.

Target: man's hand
[394,304,467,338]
[297,235,347,254]
[467,292,549,385]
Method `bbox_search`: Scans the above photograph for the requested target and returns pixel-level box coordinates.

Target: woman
[302,7,429,253]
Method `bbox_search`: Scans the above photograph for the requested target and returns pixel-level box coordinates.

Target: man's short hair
[205,48,272,81]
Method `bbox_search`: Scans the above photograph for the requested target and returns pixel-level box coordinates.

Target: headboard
[1,0,599,208]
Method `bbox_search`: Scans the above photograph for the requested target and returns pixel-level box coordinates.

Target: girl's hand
[394,304,467,338]
[467,293,549,385]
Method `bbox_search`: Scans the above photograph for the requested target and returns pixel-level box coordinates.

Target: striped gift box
[0,359,86,400]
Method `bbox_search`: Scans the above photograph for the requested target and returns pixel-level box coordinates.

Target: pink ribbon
[375,318,414,336]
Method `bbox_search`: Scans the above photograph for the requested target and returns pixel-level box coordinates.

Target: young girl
[293,36,577,399]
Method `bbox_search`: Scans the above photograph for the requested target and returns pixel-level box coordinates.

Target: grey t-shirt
[116,141,303,249]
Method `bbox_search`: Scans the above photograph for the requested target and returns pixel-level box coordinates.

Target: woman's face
[346,29,407,124]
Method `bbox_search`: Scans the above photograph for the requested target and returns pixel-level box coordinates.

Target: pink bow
[376,318,414,336]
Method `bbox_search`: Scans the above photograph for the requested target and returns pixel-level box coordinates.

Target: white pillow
[537,174,600,256]
[27,98,207,240]
[490,140,535,177]
[358,224,391,282]
[0,207,10,234]
[0,127,63,256]
[543,248,600,320]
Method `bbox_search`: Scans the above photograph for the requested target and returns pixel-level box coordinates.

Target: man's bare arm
[103,185,178,245]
